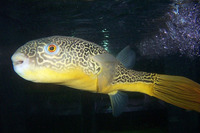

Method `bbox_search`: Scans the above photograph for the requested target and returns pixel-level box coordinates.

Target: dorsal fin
[116,45,136,68]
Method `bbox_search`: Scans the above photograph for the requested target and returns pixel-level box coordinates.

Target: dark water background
[0,0,200,133]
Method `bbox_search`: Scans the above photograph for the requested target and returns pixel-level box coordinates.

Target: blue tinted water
[0,0,200,133]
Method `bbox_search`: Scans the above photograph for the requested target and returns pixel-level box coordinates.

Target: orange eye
[44,43,59,55]
[48,44,57,52]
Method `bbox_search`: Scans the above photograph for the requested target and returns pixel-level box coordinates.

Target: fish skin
[12,36,107,92]
[11,36,200,115]
[11,36,151,93]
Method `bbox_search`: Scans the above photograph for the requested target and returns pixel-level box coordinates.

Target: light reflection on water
[101,28,110,52]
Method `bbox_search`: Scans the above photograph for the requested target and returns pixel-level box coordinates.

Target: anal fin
[108,91,128,117]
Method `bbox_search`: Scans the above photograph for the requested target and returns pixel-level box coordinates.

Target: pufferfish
[11,36,200,116]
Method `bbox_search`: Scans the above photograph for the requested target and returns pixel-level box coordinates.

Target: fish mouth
[13,60,24,66]
[11,53,27,66]
[11,52,31,78]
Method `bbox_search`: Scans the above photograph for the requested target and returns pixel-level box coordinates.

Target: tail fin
[152,74,200,112]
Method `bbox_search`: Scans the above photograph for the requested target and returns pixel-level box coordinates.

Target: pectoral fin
[92,53,118,92]
[108,91,128,117]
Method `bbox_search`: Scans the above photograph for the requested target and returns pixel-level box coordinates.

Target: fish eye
[48,44,56,52]
[44,43,59,55]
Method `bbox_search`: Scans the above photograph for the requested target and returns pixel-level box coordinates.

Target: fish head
[11,36,76,83]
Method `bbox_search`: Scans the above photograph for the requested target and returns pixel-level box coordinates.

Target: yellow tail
[150,74,200,112]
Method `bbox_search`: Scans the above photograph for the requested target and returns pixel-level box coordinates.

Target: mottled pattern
[16,36,107,75]
[17,35,156,85]
[113,64,156,84]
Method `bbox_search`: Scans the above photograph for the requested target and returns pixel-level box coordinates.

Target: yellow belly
[22,66,98,92]
[60,68,98,92]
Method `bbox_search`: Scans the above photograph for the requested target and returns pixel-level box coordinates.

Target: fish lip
[11,53,28,66]
[13,60,24,66]
[11,52,31,78]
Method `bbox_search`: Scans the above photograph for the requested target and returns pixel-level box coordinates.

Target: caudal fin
[152,74,200,112]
